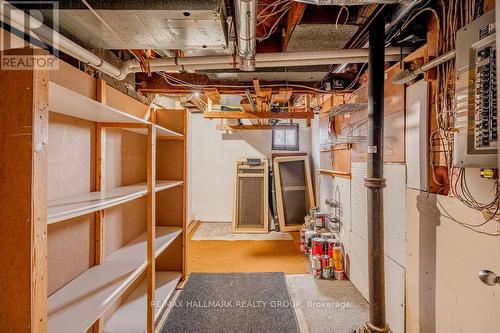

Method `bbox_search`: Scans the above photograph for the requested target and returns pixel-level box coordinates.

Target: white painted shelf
[49,82,148,124]
[49,82,184,138]
[48,180,183,224]
[104,271,181,333]
[48,227,183,333]
[127,124,184,138]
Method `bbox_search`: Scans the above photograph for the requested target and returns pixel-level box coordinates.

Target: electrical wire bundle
[427,0,484,189]
[256,0,294,42]
[424,0,498,235]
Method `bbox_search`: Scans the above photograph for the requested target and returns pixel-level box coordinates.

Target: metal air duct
[234,0,257,71]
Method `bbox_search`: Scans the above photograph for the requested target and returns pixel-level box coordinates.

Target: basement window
[272,124,299,151]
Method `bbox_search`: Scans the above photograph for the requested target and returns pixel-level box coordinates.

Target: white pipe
[124,49,410,73]
[392,50,456,84]
[255,47,409,62]
[0,0,125,78]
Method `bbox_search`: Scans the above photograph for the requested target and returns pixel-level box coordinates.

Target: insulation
[286,24,358,52]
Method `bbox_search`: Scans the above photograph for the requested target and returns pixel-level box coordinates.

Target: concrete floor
[287,274,368,333]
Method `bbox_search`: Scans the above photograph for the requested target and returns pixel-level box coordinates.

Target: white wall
[188,113,311,222]
[345,162,407,333]
[405,188,500,333]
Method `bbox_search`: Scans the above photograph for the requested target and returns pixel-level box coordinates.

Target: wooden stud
[0,48,48,332]
[281,2,306,51]
[305,95,312,127]
[207,97,213,112]
[146,123,156,333]
[94,123,106,265]
[92,80,107,333]
[181,110,188,281]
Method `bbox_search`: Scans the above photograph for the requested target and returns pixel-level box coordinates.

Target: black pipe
[364,13,388,333]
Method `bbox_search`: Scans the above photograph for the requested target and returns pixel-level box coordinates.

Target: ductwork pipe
[0,0,124,78]
[234,0,257,71]
[123,47,410,73]
[0,0,411,79]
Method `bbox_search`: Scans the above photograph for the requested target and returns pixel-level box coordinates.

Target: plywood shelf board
[49,82,183,137]
[47,227,182,333]
[126,125,184,138]
[49,82,148,125]
[48,180,183,224]
[104,271,181,332]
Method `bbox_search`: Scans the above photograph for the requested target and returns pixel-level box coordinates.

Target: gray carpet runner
[160,272,300,333]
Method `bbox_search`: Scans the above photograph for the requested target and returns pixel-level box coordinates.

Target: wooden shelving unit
[47,227,182,333]
[0,56,187,333]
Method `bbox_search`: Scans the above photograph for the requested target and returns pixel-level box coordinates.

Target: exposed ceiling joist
[204,111,314,119]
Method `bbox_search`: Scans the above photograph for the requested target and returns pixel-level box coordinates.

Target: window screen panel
[237,176,264,227]
[278,160,307,226]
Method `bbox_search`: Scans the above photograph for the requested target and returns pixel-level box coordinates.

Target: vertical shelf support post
[147,119,157,332]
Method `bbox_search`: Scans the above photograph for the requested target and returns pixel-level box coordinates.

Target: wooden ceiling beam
[137,74,325,95]
[204,111,314,119]
[216,124,275,131]
[281,2,306,51]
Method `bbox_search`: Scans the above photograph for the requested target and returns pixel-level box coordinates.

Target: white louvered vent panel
[350,162,368,241]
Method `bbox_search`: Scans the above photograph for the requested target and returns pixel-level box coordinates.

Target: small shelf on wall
[328,103,367,117]
[318,169,351,179]
[48,180,183,224]
[47,226,182,333]
[104,271,181,332]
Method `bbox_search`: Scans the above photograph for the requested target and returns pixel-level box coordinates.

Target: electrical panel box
[454,10,497,167]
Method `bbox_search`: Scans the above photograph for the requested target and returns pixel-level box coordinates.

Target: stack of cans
[300,227,345,280]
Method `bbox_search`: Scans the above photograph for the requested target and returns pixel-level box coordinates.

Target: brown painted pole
[364,13,389,333]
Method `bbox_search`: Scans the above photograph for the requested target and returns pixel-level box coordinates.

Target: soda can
[333,270,345,280]
[311,238,326,256]
[313,269,322,279]
[320,254,330,269]
[332,245,344,271]
[322,268,331,279]
[311,255,321,270]
[326,239,340,257]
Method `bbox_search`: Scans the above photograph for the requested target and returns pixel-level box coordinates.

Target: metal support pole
[364,13,389,333]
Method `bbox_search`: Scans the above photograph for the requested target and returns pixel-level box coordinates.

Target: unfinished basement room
[1,0,499,332]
